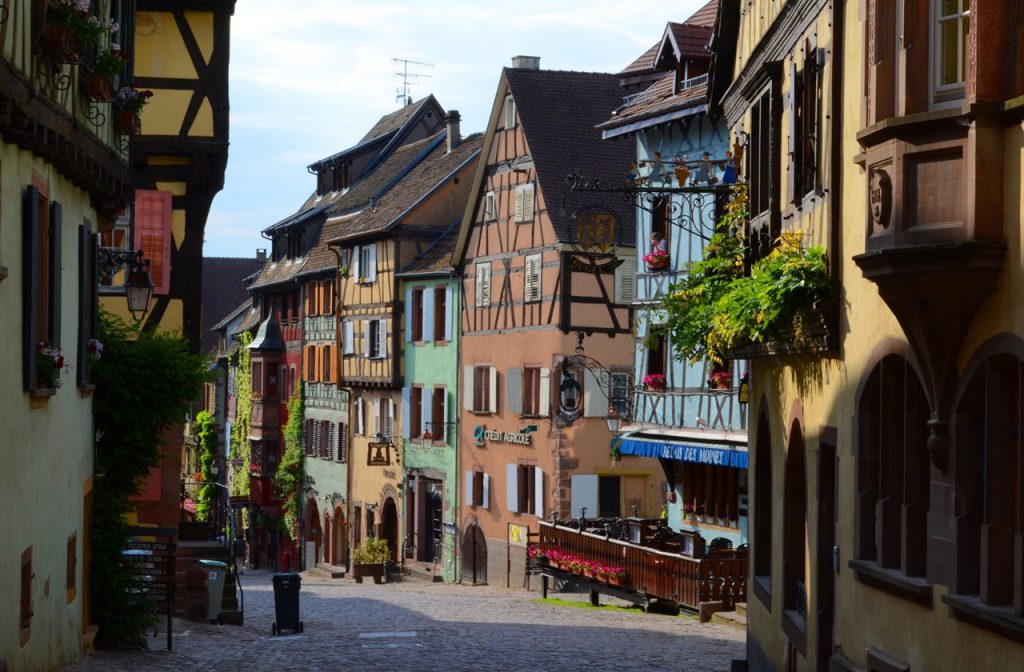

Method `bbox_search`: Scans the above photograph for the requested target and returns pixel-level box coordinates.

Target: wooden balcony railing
[631,389,747,433]
[538,522,746,610]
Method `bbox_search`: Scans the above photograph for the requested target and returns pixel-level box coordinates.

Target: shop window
[680,463,741,527]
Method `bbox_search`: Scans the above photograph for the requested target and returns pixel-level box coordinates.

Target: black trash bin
[271,572,303,635]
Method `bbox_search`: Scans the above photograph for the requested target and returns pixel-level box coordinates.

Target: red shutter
[134,190,172,295]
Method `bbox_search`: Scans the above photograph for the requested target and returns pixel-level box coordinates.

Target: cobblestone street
[65,570,744,672]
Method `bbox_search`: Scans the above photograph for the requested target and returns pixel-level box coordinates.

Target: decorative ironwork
[38,58,72,92]
[566,172,731,242]
[84,101,106,129]
[556,331,633,424]
[98,247,144,284]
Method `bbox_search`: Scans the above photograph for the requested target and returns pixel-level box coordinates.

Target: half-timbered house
[322,112,480,566]
[452,58,645,586]
[240,96,445,571]
[598,1,749,550]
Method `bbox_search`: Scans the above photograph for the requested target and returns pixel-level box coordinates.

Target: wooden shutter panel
[405,286,413,342]
[507,464,520,513]
[538,367,551,416]
[422,288,435,343]
[401,387,411,438]
[787,60,798,204]
[76,225,89,387]
[584,370,605,418]
[352,245,361,280]
[488,366,498,414]
[338,422,349,462]
[535,468,544,518]
[523,184,535,222]
[440,390,448,442]
[367,244,377,282]
[570,474,599,519]
[507,368,522,414]
[444,285,453,341]
[615,256,636,303]
[482,473,490,509]
[134,190,172,295]
[466,471,474,506]
[378,319,388,359]
[515,187,524,222]
[22,185,40,391]
[463,365,474,410]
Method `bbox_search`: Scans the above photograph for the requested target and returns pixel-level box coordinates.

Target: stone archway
[323,511,332,565]
[381,497,399,562]
[333,505,348,567]
[305,498,321,569]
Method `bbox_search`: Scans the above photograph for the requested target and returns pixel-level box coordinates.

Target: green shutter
[22,186,39,391]
[49,201,62,348]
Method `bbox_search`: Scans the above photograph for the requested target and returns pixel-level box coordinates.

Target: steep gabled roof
[619,41,660,76]
[397,222,460,276]
[686,0,719,27]
[503,68,636,246]
[201,256,265,352]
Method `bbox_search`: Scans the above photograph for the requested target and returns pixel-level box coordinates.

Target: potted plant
[35,341,69,390]
[83,48,126,101]
[642,373,666,391]
[42,0,114,63]
[709,370,731,390]
[642,249,670,271]
[597,565,626,587]
[114,86,154,135]
[683,502,696,521]
[351,537,390,583]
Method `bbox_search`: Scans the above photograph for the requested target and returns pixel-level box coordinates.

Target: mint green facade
[401,275,460,582]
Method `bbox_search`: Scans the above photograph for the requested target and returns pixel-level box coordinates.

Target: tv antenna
[394,57,433,106]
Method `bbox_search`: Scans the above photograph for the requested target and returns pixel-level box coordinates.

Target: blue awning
[619,434,748,469]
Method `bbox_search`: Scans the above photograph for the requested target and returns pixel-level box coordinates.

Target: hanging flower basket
[39,23,82,64]
[674,165,690,187]
[81,72,114,101]
[115,110,140,135]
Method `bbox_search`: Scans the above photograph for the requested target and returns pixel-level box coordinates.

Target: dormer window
[332,164,350,192]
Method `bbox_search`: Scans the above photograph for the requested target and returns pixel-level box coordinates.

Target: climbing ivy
[275,384,305,541]
[230,331,252,497]
[90,309,209,646]
[194,410,216,522]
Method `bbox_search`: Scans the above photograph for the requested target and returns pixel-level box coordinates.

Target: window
[475,262,491,308]
[134,190,172,295]
[610,372,630,416]
[304,419,315,456]
[429,387,447,442]
[523,366,542,416]
[753,409,773,603]
[471,365,497,414]
[365,319,387,359]
[323,279,334,315]
[791,42,821,201]
[748,87,780,265]
[524,253,541,302]
[507,464,543,516]
[504,94,516,129]
[433,286,447,342]
[954,353,1024,611]
[645,328,667,379]
[484,191,496,221]
[98,217,129,287]
[934,0,970,97]
[507,366,549,417]
[467,471,489,508]
[336,422,349,463]
[651,197,670,243]
[514,184,535,223]
[411,288,424,341]
[855,355,929,580]
[22,183,63,392]
[598,476,621,518]
[410,386,423,438]
[353,243,377,283]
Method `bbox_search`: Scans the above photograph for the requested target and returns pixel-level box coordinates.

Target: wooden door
[461,524,487,584]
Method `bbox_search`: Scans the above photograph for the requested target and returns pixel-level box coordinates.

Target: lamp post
[98,248,154,320]
[555,332,633,427]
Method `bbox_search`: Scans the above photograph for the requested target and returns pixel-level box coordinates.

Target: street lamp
[98,248,154,321]
[606,405,623,433]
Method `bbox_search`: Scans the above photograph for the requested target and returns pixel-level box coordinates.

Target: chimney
[256,249,267,262]
[444,110,461,153]
[511,55,540,70]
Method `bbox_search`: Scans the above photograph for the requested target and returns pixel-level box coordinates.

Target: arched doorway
[323,512,332,565]
[305,499,321,570]
[381,498,399,562]
[333,505,348,567]
[461,523,487,584]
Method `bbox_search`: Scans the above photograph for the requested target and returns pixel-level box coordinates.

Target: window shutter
[48,202,61,348]
[570,475,599,519]
[535,468,545,518]
[404,286,413,342]
[344,320,354,354]
[463,365,474,410]
[329,345,338,383]
[378,319,388,359]
[352,245,361,280]
[538,367,551,416]
[363,320,371,357]
[615,256,636,303]
[23,185,39,391]
[401,387,411,439]
[420,390,429,437]
[787,60,797,204]
[488,366,498,414]
[441,390,448,442]
[387,399,395,437]
[422,288,435,343]
[507,368,523,414]
[76,225,90,387]
[355,398,364,436]
[482,473,490,509]
[523,184,534,222]
[584,370,605,418]
[373,398,382,436]
[514,187,524,222]
[507,464,520,513]
[444,285,453,341]
[134,190,172,295]
[466,471,474,506]
[338,423,349,462]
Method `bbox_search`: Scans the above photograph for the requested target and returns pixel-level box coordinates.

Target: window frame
[931,0,970,105]
[504,94,516,129]
[484,191,496,221]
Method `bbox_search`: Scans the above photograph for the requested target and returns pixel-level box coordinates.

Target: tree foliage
[275,384,304,541]
[90,309,209,646]
[230,331,252,498]
[194,410,216,522]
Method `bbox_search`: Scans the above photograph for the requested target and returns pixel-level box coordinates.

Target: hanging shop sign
[367,442,392,466]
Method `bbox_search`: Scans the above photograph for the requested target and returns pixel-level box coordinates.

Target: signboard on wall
[508,523,528,547]
[367,442,391,466]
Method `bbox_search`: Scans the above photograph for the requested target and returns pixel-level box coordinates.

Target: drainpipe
[454,270,463,584]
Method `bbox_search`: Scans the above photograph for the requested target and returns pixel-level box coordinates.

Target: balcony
[631,388,747,434]
[304,381,345,411]
[537,521,746,610]
[303,315,336,342]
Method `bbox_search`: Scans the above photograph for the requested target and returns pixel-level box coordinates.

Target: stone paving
[64,569,744,672]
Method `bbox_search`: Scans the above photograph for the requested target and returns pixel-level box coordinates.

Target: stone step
[710,609,747,631]
[316,562,347,578]
[734,602,747,618]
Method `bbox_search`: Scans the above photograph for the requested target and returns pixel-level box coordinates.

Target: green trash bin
[199,559,228,624]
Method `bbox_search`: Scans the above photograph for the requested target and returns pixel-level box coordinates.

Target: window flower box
[709,371,731,390]
[114,110,140,135]
[39,23,82,64]
[82,72,114,101]
[643,250,670,271]
[642,373,665,391]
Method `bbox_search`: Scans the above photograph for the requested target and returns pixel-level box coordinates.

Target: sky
[202,0,707,258]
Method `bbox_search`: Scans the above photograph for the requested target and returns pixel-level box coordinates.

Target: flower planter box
[39,24,82,64]
[351,563,385,584]
[115,111,140,135]
[82,73,114,101]
[645,383,665,392]
[646,257,670,271]
[606,575,624,587]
